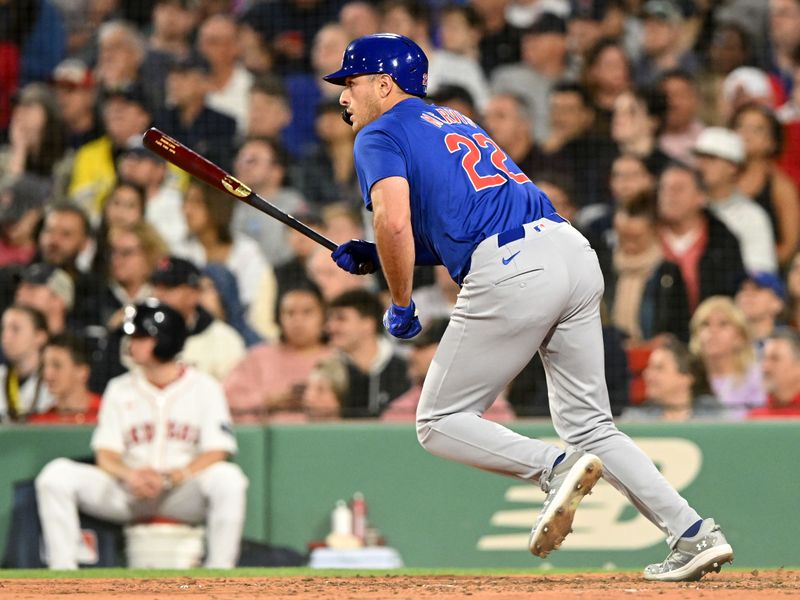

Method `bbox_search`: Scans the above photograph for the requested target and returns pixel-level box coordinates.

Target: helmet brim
[323,68,382,86]
[323,68,350,86]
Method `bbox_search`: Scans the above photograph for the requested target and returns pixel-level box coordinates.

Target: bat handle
[357,261,375,275]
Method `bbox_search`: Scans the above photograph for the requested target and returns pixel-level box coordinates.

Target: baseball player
[35,299,248,569]
[326,33,734,581]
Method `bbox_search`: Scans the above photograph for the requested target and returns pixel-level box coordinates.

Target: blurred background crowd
[1,0,800,426]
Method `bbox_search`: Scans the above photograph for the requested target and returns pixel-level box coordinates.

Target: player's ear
[377,74,394,98]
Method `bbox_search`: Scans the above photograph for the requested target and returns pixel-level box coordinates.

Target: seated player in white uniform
[35,298,248,569]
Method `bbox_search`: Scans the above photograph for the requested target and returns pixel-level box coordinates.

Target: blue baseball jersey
[354,97,556,284]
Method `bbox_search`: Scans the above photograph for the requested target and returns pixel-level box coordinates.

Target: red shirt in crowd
[26,394,102,425]
[748,393,800,419]
[660,222,708,313]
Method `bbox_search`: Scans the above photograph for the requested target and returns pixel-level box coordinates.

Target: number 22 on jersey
[445,132,531,192]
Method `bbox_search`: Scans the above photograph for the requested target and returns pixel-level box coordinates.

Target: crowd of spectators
[1,0,800,426]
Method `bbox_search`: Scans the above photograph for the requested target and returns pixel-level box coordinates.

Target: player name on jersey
[420,107,477,129]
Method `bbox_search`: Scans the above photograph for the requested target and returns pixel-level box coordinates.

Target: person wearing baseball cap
[103,82,154,117]
[15,263,75,336]
[634,0,699,86]
[150,255,202,288]
[693,127,778,273]
[643,0,683,23]
[52,59,102,150]
[568,0,609,57]
[735,271,787,350]
[153,53,237,172]
[720,67,774,122]
[150,256,245,380]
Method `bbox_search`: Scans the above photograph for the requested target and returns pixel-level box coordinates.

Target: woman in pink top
[223,284,330,422]
[689,296,766,418]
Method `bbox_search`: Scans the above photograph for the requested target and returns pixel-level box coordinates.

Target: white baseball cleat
[643,518,734,582]
[529,450,603,558]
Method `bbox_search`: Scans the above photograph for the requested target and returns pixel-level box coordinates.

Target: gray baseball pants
[416,217,701,547]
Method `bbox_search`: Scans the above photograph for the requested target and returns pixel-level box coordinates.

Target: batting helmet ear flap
[123,298,188,361]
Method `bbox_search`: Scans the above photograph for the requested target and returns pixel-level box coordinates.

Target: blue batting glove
[331,239,379,275]
[383,300,422,339]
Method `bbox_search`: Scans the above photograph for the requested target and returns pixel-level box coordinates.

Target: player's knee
[204,462,248,495]
[416,419,435,451]
[35,458,76,495]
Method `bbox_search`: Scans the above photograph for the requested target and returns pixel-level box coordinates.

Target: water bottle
[331,500,352,536]
[351,492,367,543]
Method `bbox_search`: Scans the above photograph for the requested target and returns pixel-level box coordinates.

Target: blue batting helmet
[323,33,428,97]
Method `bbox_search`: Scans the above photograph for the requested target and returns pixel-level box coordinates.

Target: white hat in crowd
[692,127,746,165]
[722,66,774,107]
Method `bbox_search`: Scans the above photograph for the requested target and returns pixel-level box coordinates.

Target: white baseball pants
[35,458,248,569]
[416,217,701,547]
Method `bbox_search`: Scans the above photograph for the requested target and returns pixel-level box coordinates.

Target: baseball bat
[141,127,373,273]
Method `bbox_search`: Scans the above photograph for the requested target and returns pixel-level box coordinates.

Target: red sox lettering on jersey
[124,421,200,447]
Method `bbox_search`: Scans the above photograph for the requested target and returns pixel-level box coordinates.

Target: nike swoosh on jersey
[502,251,521,265]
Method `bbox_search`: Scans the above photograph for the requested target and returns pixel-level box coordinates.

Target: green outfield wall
[0,421,797,569]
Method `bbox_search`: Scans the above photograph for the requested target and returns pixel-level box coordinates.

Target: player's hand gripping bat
[142,127,374,274]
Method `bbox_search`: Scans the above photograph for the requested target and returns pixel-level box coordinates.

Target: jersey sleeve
[90,381,125,453]
[354,128,408,210]
[198,373,238,455]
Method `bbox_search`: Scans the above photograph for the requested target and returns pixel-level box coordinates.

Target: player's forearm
[95,449,131,481]
[372,179,415,306]
[375,225,414,305]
